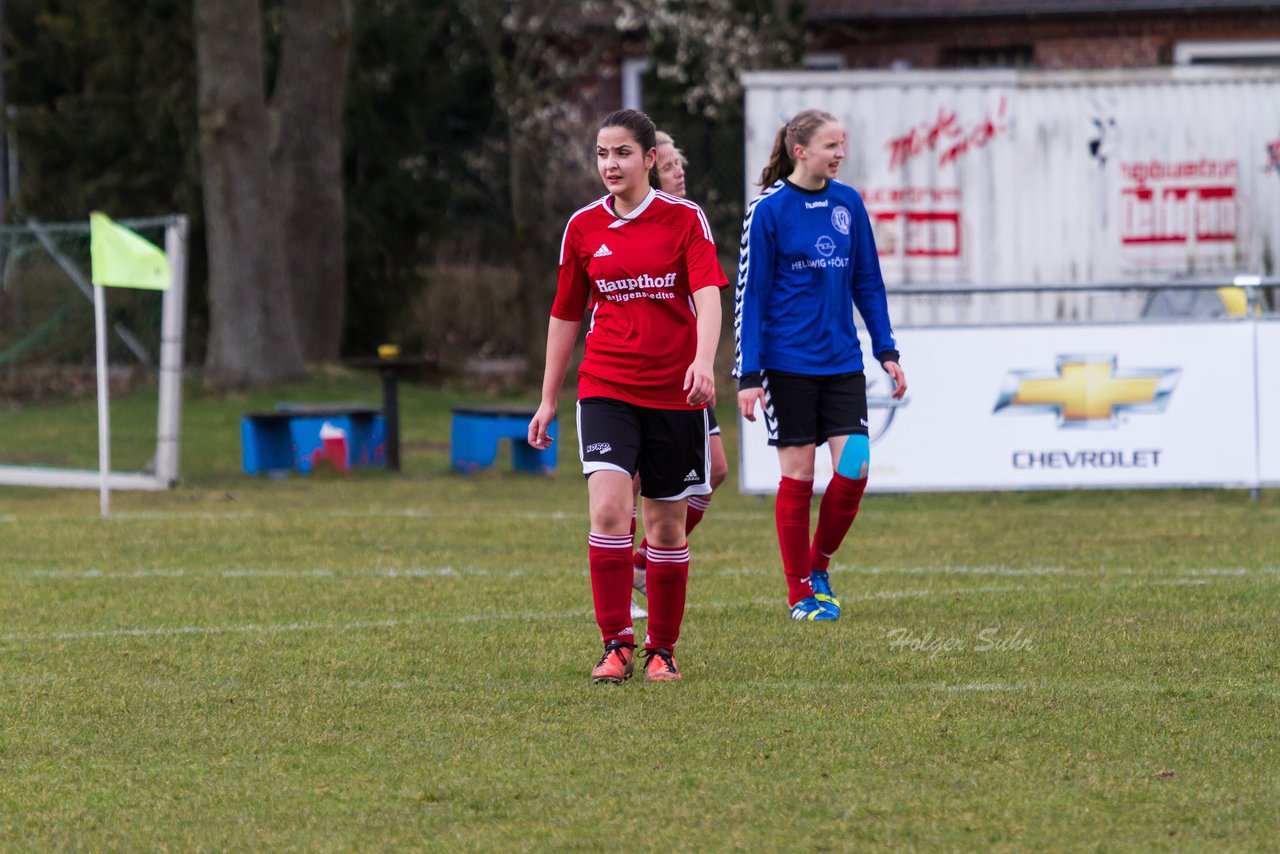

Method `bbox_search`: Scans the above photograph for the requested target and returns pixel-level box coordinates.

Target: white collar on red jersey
[606,187,657,228]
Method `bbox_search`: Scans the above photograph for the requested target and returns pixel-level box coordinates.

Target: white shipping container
[742,67,1280,323]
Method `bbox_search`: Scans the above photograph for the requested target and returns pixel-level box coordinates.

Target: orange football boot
[591,640,635,684]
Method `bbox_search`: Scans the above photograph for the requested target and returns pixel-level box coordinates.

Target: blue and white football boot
[809,570,841,620]
[790,595,837,621]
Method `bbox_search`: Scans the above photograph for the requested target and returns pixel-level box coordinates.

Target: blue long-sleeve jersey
[734,178,899,386]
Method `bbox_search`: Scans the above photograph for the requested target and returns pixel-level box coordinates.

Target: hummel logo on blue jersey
[593,244,613,257]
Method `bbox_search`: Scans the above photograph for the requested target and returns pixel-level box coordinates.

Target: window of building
[940,44,1035,68]
[621,57,651,110]
[1174,40,1280,66]
[803,52,846,71]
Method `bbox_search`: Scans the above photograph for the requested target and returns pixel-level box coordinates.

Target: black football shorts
[761,370,868,448]
[577,396,711,500]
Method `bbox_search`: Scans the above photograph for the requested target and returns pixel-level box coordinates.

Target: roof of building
[806,0,1280,20]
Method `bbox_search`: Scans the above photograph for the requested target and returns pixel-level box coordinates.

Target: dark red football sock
[810,473,868,572]
[685,494,711,535]
[588,532,636,646]
[776,477,814,605]
[644,543,689,651]
[634,537,648,572]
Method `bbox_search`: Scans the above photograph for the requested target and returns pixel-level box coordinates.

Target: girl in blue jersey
[734,108,908,621]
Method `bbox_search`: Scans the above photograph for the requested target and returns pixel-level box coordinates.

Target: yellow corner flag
[89,211,170,290]
[1217,286,1249,317]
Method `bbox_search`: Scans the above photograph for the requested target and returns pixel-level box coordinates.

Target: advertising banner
[739,320,1260,493]
[1257,318,1280,485]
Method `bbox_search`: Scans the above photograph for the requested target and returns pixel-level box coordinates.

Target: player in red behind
[528,109,728,683]
[629,130,729,620]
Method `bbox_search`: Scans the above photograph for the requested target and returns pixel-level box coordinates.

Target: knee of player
[591,506,633,533]
[710,461,729,490]
[643,514,686,548]
[588,496,634,533]
[836,434,870,480]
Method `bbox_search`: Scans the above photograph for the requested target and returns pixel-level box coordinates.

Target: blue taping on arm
[836,434,870,480]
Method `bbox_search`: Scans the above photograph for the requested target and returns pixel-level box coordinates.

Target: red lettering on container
[886,98,1008,171]
[1121,184,1236,245]
[872,211,961,257]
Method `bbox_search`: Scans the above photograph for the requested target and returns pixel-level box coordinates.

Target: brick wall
[809,11,1280,68]
[1037,36,1163,68]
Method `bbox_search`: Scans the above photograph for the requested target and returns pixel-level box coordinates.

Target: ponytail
[756,108,840,187]
[758,125,792,188]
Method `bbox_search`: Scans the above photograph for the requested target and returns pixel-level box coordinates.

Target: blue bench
[242,404,385,475]
[450,406,556,474]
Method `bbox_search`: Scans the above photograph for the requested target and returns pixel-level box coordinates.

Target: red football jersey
[552,189,728,409]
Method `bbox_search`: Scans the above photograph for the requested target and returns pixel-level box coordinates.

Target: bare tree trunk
[274,0,352,362]
[194,0,308,388]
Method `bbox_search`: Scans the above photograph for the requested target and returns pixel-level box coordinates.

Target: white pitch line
[35,509,588,523]
[104,511,263,521]
[897,681,1280,698]
[0,584,1026,646]
[940,682,1035,693]
[862,565,1075,577]
[853,565,1280,579]
[327,509,435,518]
[10,563,1277,584]
[29,568,195,580]
[0,609,588,645]
[15,566,532,581]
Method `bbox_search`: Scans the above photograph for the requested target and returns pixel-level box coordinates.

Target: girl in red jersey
[630,130,730,618]
[528,109,727,683]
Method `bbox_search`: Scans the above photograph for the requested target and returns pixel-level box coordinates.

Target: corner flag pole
[88,211,171,517]
[94,283,111,516]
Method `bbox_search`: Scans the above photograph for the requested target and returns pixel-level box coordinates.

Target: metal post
[381,366,400,472]
[94,283,111,516]
[155,216,189,486]
[0,0,8,219]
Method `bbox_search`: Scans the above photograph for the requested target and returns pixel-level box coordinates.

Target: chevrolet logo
[994,355,1179,428]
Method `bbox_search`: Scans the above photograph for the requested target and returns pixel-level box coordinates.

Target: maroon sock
[634,537,648,572]
[775,477,814,605]
[588,532,635,646]
[811,473,868,572]
[685,494,711,535]
[644,543,689,651]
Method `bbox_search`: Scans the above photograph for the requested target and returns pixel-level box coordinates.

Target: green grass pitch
[2,374,1278,850]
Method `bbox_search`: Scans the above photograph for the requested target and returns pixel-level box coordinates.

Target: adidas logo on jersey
[593,243,613,257]
[683,469,700,482]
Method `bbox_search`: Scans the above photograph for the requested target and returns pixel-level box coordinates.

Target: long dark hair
[599,109,658,186]
[758,108,839,187]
